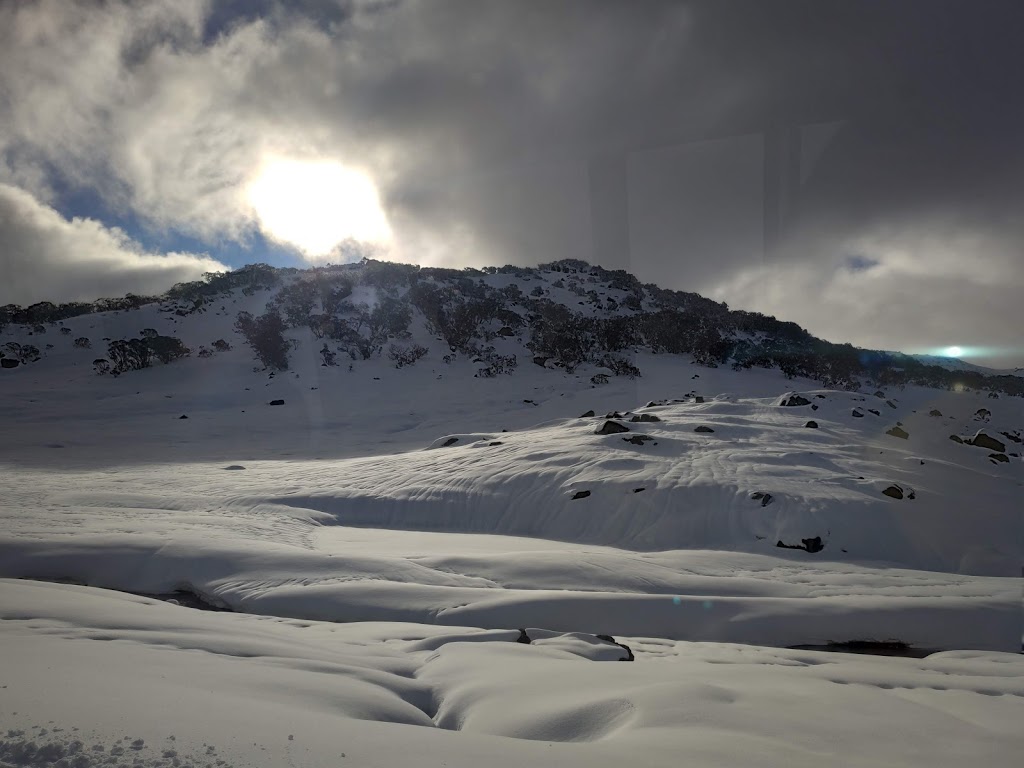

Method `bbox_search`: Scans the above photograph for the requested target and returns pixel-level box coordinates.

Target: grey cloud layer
[0,1,1022,363]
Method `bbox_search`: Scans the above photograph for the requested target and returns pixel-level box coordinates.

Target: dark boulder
[269,399,285,406]
[852,409,864,418]
[874,390,886,398]
[571,490,591,500]
[868,409,881,416]
[223,465,246,470]
[178,414,189,420]
[949,434,964,444]
[751,492,774,507]
[990,453,1009,463]
[781,394,811,407]
[802,536,824,553]
[776,536,824,553]
[517,628,532,644]
[694,425,715,433]
[967,431,1006,452]
[0,358,19,369]
[630,413,661,423]
[805,420,818,428]
[596,420,629,435]
[882,485,904,500]
[633,487,646,493]
[694,396,705,403]
[441,437,459,447]
[929,409,943,417]
[579,410,595,418]
[622,435,655,446]
[886,426,910,439]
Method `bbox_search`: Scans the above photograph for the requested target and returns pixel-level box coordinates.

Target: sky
[0,0,1022,368]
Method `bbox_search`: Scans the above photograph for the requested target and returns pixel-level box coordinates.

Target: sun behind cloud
[247,157,392,258]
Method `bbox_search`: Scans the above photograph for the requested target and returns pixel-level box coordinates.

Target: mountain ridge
[2,257,1022,398]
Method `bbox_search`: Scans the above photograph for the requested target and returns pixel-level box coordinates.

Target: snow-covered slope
[0,278,1020,576]
[0,260,1020,766]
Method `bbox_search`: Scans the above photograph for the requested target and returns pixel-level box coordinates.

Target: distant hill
[1,258,1022,397]
[905,354,1017,377]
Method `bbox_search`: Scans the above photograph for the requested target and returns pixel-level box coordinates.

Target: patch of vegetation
[234,310,289,370]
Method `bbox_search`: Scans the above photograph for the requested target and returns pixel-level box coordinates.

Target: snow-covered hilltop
[2,258,1022,395]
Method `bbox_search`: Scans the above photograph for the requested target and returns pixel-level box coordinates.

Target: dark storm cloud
[314,0,1024,273]
[371,0,1024,366]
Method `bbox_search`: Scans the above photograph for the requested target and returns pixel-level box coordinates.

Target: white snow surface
[1,276,1022,766]
[2,579,1023,768]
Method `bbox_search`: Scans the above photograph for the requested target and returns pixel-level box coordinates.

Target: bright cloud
[0,183,227,305]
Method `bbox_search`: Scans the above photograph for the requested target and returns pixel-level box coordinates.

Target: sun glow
[247,157,391,257]
[944,346,963,357]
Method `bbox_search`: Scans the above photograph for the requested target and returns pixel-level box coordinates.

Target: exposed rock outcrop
[966,431,1006,452]
[630,413,661,423]
[595,420,629,435]
[776,536,824,553]
[623,435,655,446]
[882,485,904,500]
[781,394,811,407]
